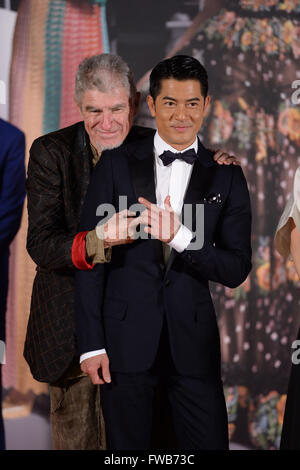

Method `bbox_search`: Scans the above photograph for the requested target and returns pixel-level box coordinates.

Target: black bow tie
[159,148,197,166]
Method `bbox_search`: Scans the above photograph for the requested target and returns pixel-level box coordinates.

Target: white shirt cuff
[168,224,193,253]
[79,349,106,364]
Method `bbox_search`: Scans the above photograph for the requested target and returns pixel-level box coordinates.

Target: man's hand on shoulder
[80,353,111,385]
[213,149,241,166]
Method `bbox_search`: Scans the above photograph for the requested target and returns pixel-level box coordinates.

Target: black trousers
[101,321,229,450]
[280,327,300,450]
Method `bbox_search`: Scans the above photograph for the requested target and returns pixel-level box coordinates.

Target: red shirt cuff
[72,231,95,270]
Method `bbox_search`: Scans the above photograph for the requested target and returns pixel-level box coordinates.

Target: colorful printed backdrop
[4,0,300,449]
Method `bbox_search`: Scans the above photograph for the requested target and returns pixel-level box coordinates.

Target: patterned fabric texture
[23,122,94,383]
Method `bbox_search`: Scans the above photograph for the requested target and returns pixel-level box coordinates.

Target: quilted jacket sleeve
[26,137,76,270]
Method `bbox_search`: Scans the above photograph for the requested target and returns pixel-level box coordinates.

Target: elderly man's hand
[102,209,140,248]
[213,149,241,165]
[80,353,111,385]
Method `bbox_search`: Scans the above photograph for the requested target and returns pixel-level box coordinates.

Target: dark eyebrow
[162,96,201,102]
[162,96,176,101]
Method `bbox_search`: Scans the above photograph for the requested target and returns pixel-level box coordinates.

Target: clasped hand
[102,196,180,247]
[138,195,181,243]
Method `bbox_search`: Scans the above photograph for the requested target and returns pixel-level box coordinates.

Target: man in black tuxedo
[75,55,252,450]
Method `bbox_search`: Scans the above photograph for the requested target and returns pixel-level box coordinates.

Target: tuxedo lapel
[183,138,216,208]
[128,135,157,205]
[165,139,216,276]
[128,135,163,261]
[127,135,217,275]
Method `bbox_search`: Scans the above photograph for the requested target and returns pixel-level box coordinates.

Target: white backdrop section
[0,8,17,120]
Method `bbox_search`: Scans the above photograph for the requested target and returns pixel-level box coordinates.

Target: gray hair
[75,53,137,106]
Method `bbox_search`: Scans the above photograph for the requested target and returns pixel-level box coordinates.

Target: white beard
[95,140,124,154]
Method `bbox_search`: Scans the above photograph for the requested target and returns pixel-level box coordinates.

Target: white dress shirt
[275,165,300,258]
[80,131,195,363]
[153,131,195,253]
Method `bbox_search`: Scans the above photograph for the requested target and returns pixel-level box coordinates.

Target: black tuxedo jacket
[75,135,252,378]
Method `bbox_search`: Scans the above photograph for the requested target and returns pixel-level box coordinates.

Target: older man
[24,53,237,450]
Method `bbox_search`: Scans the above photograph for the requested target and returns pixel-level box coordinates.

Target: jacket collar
[128,133,217,210]
[132,134,216,168]
[127,133,217,274]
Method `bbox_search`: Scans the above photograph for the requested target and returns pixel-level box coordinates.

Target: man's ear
[75,96,83,118]
[146,95,156,118]
[204,95,211,115]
